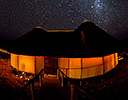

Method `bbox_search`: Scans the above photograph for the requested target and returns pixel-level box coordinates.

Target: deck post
[61,74,64,87]
[70,84,74,100]
[42,70,44,79]
[57,69,60,79]
[102,57,105,74]
[39,74,42,87]
[80,81,82,86]
[30,82,35,100]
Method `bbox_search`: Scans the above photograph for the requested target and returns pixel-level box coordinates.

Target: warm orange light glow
[11,52,118,79]
[103,53,118,73]
[19,55,35,73]
[82,57,103,67]
[82,20,91,23]
[35,56,44,74]
[115,53,118,65]
[58,53,118,79]
[69,58,81,78]
[58,58,68,76]
[11,54,18,69]
[58,58,68,68]
[11,54,45,74]
[69,58,81,68]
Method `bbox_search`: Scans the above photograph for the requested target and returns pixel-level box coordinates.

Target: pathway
[36,74,70,100]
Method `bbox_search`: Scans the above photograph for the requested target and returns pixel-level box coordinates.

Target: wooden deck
[36,75,70,100]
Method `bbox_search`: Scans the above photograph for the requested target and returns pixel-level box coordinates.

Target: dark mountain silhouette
[8,21,119,57]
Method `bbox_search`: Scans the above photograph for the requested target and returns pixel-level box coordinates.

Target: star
[0,0,128,40]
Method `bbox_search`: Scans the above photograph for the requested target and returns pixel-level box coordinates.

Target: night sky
[0,0,128,40]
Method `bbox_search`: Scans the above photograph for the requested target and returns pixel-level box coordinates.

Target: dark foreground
[75,59,128,100]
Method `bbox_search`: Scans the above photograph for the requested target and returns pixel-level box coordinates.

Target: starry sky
[0,0,128,40]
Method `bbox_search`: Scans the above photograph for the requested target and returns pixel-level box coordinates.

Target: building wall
[18,55,35,73]
[11,54,19,69]
[82,57,103,78]
[58,53,118,79]
[58,58,69,77]
[11,53,118,78]
[115,52,118,66]
[69,58,81,78]
[11,54,45,74]
[35,56,44,74]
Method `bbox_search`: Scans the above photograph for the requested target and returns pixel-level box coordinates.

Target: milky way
[0,0,128,40]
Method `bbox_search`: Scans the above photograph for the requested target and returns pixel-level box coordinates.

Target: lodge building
[9,20,119,79]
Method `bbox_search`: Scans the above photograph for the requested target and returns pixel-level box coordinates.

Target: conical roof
[8,21,119,57]
[74,21,119,57]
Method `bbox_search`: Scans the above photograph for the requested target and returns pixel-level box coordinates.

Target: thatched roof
[8,21,119,57]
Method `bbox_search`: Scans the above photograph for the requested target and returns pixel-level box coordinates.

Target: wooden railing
[21,68,44,100]
[57,68,96,100]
